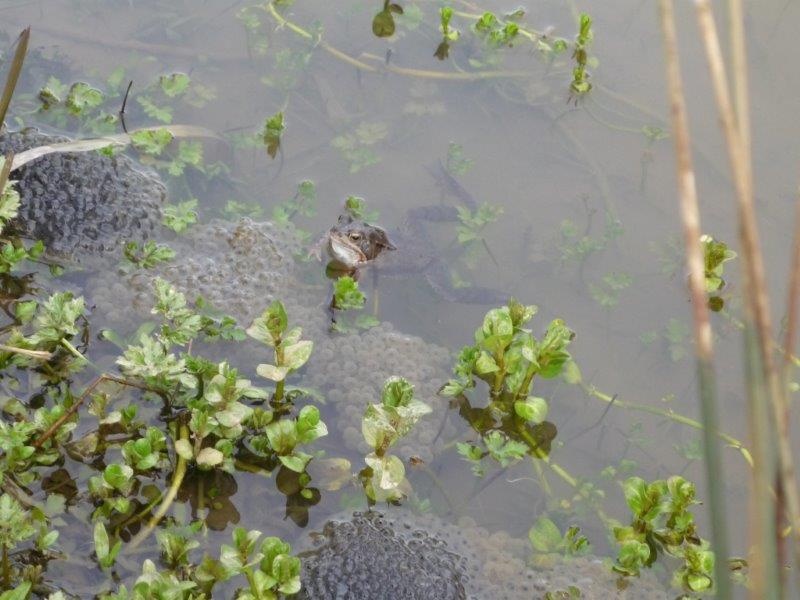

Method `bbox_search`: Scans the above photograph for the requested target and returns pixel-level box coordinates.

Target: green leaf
[373,9,396,37]
[283,340,313,370]
[66,82,104,115]
[130,128,174,156]
[196,447,224,469]
[333,276,366,310]
[159,72,190,97]
[256,363,290,382]
[162,198,198,233]
[137,95,173,123]
[262,111,285,159]
[381,376,414,407]
[514,396,548,424]
[529,516,563,553]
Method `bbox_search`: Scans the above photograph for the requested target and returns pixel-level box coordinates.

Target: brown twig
[658,1,729,595]
[33,374,152,448]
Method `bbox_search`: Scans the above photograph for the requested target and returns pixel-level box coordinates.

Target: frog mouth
[327,232,368,268]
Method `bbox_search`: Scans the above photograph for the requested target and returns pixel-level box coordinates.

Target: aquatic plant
[443,299,571,473]
[360,377,431,503]
[246,300,313,405]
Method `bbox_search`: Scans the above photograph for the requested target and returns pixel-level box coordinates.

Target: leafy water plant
[569,14,594,100]
[162,198,198,234]
[360,377,431,503]
[700,234,736,312]
[443,299,571,472]
[435,6,460,60]
[612,475,724,595]
[372,0,404,38]
[261,111,284,159]
[330,121,387,173]
[528,515,590,568]
[246,300,313,404]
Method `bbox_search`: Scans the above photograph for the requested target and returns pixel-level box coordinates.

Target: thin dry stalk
[696,0,800,585]
[658,2,729,596]
[0,152,12,193]
[783,187,800,380]
[0,27,30,127]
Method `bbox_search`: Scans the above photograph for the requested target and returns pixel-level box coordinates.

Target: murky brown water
[2,0,798,596]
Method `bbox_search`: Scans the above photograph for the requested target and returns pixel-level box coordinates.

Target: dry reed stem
[783,186,800,382]
[696,0,800,586]
[658,2,729,595]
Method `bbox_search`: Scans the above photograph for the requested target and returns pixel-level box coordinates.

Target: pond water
[1,0,798,597]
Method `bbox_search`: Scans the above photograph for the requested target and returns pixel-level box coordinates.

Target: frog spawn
[296,510,668,600]
[304,322,455,463]
[0,128,165,256]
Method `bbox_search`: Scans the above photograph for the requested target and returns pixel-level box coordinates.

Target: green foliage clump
[528,516,590,567]
[246,300,313,403]
[612,476,719,595]
[360,377,431,503]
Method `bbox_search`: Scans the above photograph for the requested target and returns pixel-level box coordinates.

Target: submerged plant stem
[584,384,752,466]
[128,424,189,551]
[658,1,729,596]
[265,2,530,81]
[33,374,153,448]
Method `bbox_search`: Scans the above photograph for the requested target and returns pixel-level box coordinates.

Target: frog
[318,204,505,305]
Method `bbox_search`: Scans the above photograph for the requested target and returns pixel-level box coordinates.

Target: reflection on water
[1,0,798,596]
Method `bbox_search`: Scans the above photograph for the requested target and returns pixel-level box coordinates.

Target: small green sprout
[272,180,316,225]
[162,198,198,234]
[589,272,632,309]
[121,426,168,472]
[360,377,431,503]
[130,128,174,156]
[217,529,302,598]
[331,122,387,173]
[247,301,313,403]
[250,405,328,473]
[159,73,190,98]
[446,142,473,176]
[701,234,736,311]
[93,522,122,570]
[528,516,590,567]
[262,111,285,159]
[332,276,365,310]
[473,11,519,48]
[569,13,594,100]
[344,195,379,221]
[435,6,460,59]
[373,0,404,38]
[65,82,104,116]
[123,240,176,270]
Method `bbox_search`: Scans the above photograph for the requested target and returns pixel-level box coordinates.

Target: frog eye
[348,232,362,241]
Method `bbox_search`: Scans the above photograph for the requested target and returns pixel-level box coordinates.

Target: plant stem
[33,374,153,448]
[0,28,29,127]
[127,424,189,551]
[696,0,800,586]
[583,384,752,466]
[264,2,531,81]
[658,2,730,596]
[1,544,8,590]
[0,343,52,360]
